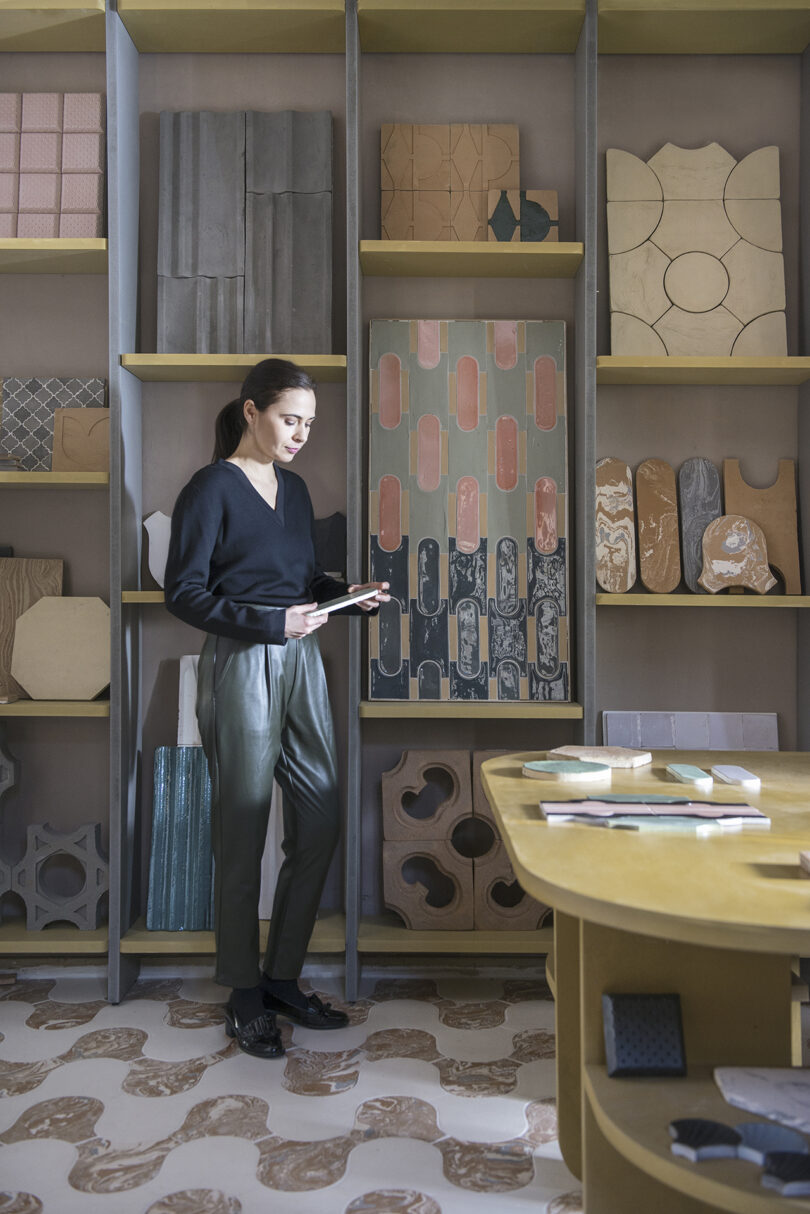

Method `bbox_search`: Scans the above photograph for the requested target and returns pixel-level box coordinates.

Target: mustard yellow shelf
[0,1,106,52]
[358,913,553,954]
[598,0,810,54]
[360,700,583,718]
[0,923,108,955]
[360,240,583,278]
[597,356,810,387]
[118,0,346,51]
[358,0,585,52]
[122,590,165,603]
[0,238,107,274]
[121,354,347,383]
[0,472,108,486]
[0,700,110,717]
[597,594,810,607]
[120,912,346,954]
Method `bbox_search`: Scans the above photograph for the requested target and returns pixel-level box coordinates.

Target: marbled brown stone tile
[438,1138,533,1191]
[0,1096,103,1144]
[0,1195,43,1213]
[362,1029,440,1063]
[145,1191,241,1214]
[164,1000,225,1029]
[521,1098,558,1145]
[176,1095,270,1143]
[122,1045,233,1098]
[283,1047,361,1096]
[636,458,681,593]
[596,457,636,593]
[502,979,552,1003]
[0,980,54,1005]
[433,1057,519,1097]
[436,1000,508,1029]
[353,1096,441,1143]
[546,1192,584,1213]
[24,999,107,1031]
[0,1028,147,1097]
[372,979,440,1003]
[70,1137,172,1193]
[256,1133,357,1191]
[0,1056,58,1098]
[345,1191,441,1213]
[509,1029,556,1062]
[129,979,184,1003]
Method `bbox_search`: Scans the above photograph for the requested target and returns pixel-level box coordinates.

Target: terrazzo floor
[0,966,582,1214]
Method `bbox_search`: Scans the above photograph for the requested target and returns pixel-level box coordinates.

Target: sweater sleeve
[164,478,287,644]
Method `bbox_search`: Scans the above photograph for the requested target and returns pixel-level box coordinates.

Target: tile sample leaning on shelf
[8,822,108,930]
[603,710,779,751]
[11,596,110,699]
[698,515,777,594]
[51,408,109,472]
[0,377,106,471]
[678,457,722,593]
[147,746,214,931]
[723,458,801,594]
[606,143,786,356]
[635,457,681,593]
[0,556,63,702]
[369,319,569,701]
[487,189,559,242]
[595,457,636,593]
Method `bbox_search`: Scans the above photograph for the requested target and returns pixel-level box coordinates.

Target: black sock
[231,984,265,1023]
[261,975,307,1010]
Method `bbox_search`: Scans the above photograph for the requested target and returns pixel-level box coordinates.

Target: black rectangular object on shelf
[602,992,686,1078]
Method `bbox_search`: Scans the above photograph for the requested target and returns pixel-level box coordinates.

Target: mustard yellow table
[480,750,810,1214]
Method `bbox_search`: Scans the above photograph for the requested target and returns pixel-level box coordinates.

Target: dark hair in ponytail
[212,358,316,461]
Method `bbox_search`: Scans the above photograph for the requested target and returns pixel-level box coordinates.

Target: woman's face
[244,387,316,464]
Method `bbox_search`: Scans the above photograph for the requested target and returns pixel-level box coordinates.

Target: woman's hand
[284,602,327,638]
[348,581,391,612]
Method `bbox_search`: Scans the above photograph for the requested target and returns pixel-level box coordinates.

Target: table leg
[554,909,582,1178]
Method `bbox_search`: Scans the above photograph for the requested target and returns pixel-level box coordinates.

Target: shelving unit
[359,700,584,717]
[0,1,106,52]
[597,0,810,55]
[0,701,110,717]
[0,923,108,954]
[0,238,107,274]
[120,912,347,955]
[121,353,348,382]
[596,356,810,387]
[358,915,554,954]
[359,240,584,278]
[356,0,586,53]
[597,595,810,608]
[117,0,347,52]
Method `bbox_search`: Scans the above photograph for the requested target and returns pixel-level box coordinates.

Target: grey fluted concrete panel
[157,111,245,278]
[246,110,332,195]
[245,191,331,352]
[158,275,244,353]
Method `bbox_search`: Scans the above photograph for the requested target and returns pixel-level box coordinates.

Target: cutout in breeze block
[11,596,110,700]
[147,746,214,931]
[381,749,472,841]
[10,822,108,930]
[383,838,474,930]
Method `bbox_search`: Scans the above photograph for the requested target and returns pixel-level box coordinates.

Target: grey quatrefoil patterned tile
[0,376,106,470]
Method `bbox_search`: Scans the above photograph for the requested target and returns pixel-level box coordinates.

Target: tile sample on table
[487,189,559,242]
[635,458,680,593]
[523,759,611,783]
[0,377,106,472]
[666,763,713,793]
[147,746,214,931]
[11,596,110,700]
[606,143,787,355]
[714,1068,810,1136]
[595,457,636,593]
[548,744,652,768]
[0,557,63,702]
[723,458,800,594]
[51,408,109,472]
[698,514,777,595]
[603,710,778,751]
[10,822,108,930]
[369,319,569,701]
[711,763,761,791]
[678,457,722,593]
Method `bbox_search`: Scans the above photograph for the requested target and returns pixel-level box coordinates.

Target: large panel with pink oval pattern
[369,319,568,701]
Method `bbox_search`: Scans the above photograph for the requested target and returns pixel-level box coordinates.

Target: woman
[164,358,388,1058]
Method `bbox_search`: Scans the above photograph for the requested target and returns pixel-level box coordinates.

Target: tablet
[305,587,379,615]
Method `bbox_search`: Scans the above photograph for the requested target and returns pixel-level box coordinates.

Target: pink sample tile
[0,173,18,212]
[17,212,59,237]
[21,93,63,133]
[19,132,61,173]
[59,212,102,237]
[0,133,20,172]
[0,213,16,236]
[61,132,104,174]
[61,172,103,212]
[63,93,105,133]
[18,172,60,213]
[0,94,21,133]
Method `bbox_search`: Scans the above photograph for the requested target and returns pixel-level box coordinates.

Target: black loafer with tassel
[223,1002,285,1057]
[262,989,349,1030]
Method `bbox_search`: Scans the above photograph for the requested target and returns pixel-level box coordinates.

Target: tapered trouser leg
[196,631,340,989]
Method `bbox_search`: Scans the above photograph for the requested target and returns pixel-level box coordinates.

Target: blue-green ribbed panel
[147,746,214,931]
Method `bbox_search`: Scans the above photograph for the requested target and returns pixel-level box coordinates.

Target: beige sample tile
[652,200,739,259]
[610,312,667,356]
[595,457,636,594]
[51,408,109,473]
[654,305,743,356]
[609,242,670,324]
[0,557,63,701]
[725,199,782,253]
[450,123,519,193]
[723,458,800,594]
[606,148,662,201]
[722,240,786,322]
[724,146,780,199]
[412,125,451,191]
[732,312,788,356]
[635,458,681,594]
[450,189,486,240]
[606,201,662,254]
[381,123,414,190]
[646,141,736,199]
[698,515,777,595]
[11,596,110,700]
[664,251,730,312]
[381,190,450,240]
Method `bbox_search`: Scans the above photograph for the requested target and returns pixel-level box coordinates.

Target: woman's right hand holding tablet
[284,603,327,638]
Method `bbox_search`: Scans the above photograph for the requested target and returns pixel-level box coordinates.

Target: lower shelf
[357,914,553,954]
[0,923,108,955]
[585,1063,798,1213]
[0,701,110,717]
[360,701,582,719]
[120,912,347,955]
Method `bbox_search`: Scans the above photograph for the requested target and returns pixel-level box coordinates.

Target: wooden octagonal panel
[11,596,110,700]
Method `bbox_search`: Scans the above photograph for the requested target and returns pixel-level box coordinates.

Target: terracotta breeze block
[18,173,60,213]
[473,844,550,930]
[62,132,104,174]
[61,173,103,212]
[21,93,63,133]
[0,174,18,212]
[19,132,60,173]
[0,134,20,172]
[17,213,59,237]
[383,839,474,929]
[59,213,102,237]
[0,94,21,132]
[381,748,473,841]
[63,93,105,133]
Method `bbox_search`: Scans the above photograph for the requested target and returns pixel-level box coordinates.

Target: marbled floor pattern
[0,968,582,1213]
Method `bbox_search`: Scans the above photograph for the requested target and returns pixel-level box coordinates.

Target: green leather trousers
[196,630,340,988]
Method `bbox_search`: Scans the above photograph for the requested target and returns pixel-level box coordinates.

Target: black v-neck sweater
[164,460,349,645]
